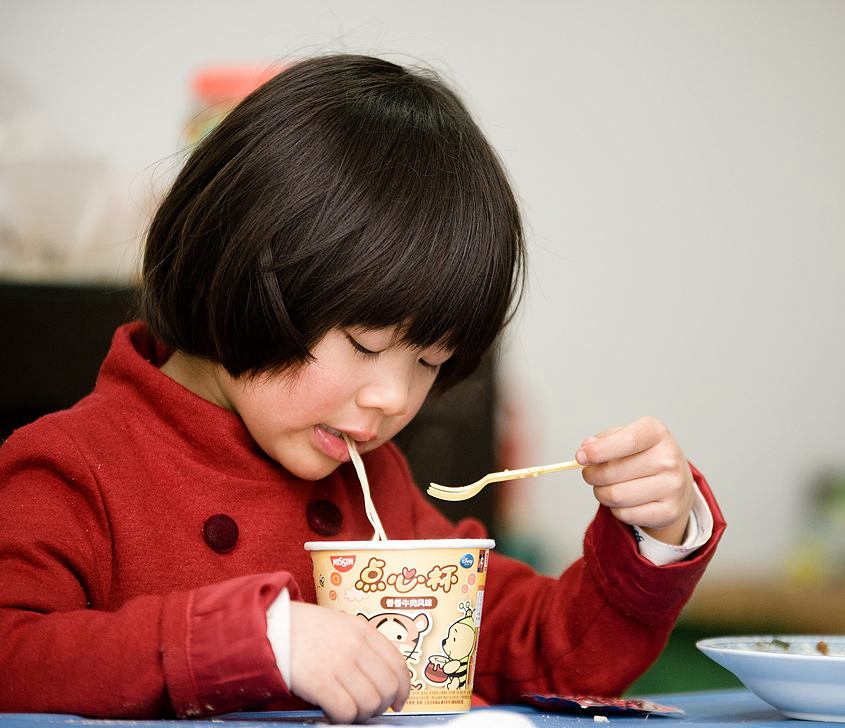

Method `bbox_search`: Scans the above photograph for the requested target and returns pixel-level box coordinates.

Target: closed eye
[346,334,380,360]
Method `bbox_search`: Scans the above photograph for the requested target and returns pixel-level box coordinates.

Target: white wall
[3,0,844,580]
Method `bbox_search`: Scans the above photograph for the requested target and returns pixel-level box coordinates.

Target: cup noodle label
[310,546,490,714]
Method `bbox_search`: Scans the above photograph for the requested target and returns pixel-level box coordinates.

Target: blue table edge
[0,689,809,727]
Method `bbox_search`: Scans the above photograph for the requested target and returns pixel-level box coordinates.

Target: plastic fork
[427,460,583,502]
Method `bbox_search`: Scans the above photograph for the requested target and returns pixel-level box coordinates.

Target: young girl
[0,55,724,723]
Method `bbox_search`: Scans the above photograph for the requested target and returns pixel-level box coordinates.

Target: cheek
[230,391,284,440]
[293,375,351,417]
[224,381,299,438]
[250,370,344,421]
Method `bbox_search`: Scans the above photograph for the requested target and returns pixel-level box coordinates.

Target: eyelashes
[345,334,440,371]
[346,334,379,359]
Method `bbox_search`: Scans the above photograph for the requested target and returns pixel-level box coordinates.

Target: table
[0,690,830,727]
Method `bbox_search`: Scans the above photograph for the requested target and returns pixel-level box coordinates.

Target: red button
[203,514,239,553]
[306,500,343,536]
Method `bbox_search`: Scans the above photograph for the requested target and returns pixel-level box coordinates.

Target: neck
[160,351,232,410]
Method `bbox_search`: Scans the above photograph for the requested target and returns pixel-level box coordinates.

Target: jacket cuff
[161,572,301,717]
[582,462,726,625]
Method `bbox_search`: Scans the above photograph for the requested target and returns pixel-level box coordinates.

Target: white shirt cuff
[633,481,713,566]
[266,587,291,687]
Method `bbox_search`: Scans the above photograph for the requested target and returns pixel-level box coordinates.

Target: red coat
[0,323,725,718]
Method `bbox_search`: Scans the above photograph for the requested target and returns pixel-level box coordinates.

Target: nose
[356,363,412,417]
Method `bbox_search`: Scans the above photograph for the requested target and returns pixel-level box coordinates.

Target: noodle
[343,433,388,541]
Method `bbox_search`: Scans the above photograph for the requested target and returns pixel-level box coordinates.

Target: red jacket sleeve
[402,453,726,702]
[0,426,299,718]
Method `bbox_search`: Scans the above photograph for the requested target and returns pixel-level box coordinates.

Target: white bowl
[697,635,845,723]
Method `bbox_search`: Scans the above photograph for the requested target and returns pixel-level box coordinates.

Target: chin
[285,459,342,482]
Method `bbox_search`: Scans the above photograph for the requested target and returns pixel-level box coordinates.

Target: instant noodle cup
[304,538,494,714]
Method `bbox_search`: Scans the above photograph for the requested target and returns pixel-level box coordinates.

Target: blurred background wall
[2,0,844,603]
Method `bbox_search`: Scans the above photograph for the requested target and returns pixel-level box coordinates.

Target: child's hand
[289,602,410,723]
[575,416,695,545]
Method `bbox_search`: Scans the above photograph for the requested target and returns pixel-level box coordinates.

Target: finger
[358,626,410,709]
[576,426,623,465]
[582,443,683,487]
[594,475,694,532]
[580,425,623,447]
[381,657,411,712]
[290,653,372,724]
[315,677,361,725]
[288,604,405,719]
[364,629,412,707]
[609,500,687,531]
[353,643,406,714]
[335,659,393,722]
[592,473,677,511]
[577,417,667,464]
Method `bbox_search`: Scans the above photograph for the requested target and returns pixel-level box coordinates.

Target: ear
[357,613,368,621]
[414,613,430,632]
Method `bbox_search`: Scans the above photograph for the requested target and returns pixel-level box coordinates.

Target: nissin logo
[331,555,356,572]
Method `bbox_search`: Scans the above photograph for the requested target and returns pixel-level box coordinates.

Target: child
[0,55,724,723]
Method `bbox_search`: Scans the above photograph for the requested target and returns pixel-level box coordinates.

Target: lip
[312,425,350,462]
[312,425,378,462]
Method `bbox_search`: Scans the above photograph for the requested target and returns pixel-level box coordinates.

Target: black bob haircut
[142,54,525,389]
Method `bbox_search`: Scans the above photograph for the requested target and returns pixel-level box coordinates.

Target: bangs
[331,166,522,386]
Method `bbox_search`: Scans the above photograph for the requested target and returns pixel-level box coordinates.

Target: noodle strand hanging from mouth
[343,433,388,541]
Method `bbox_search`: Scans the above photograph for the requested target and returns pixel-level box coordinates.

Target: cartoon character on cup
[424,602,477,690]
[358,611,430,689]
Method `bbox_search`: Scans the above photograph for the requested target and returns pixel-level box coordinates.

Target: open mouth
[320,424,345,440]
[320,425,375,446]
[314,425,378,462]
[313,424,352,462]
